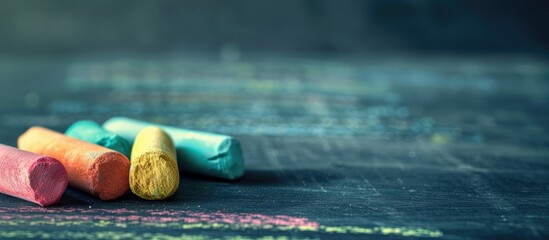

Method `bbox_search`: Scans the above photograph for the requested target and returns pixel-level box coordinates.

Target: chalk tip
[99,135,132,158]
[91,152,130,201]
[28,157,68,207]
[66,120,132,158]
[211,138,245,180]
[130,152,179,200]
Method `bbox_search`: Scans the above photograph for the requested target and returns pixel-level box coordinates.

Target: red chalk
[0,144,68,207]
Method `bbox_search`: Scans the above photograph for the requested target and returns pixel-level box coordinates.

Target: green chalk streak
[0,220,442,238]
[0,230,317,240]
[320,226,443,237]
[65,120,131,158]
[103,117,245,180]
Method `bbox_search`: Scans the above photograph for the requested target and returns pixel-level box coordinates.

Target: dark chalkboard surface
[0,55,548,239]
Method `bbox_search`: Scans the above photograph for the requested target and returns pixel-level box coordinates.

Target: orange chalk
[18,127,130,201]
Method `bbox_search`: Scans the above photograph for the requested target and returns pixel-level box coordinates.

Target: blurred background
[1,0,548,56]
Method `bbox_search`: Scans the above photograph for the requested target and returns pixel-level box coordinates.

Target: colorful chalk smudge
[0,207,442,239]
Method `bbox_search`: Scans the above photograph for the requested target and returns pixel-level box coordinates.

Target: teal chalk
[103,117,245,180]
[65,120,132,158]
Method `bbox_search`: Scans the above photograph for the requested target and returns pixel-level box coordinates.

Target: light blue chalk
[103,117,245,180]
[65,120,132,158]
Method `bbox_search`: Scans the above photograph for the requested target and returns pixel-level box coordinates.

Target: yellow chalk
[130,126,179,200]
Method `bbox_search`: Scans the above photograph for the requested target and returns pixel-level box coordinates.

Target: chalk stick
[103,117,245,180]
[130,127,179,200]
[0,144,68,207]
[65,120,131,158]
[18,127,130,201]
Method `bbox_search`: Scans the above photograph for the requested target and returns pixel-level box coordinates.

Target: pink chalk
[0,144,68,206]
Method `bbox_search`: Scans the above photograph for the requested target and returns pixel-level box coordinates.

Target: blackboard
[0,55,548,239]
